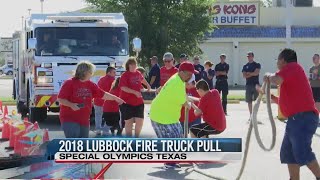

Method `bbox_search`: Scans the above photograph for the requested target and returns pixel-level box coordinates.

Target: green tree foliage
[0,53,5,66]
[86,0,214,66]
[262,0,273,7]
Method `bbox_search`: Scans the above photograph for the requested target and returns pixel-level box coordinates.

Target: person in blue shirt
[242,51,261,119]
[215,54,229,115]
[193,55,204,82]
[175,53,188,68]
[201,61,215,89]
[148,56,160,89]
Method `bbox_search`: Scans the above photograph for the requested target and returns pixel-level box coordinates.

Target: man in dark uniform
[148,56,160,89]
[242,51,261,120]
[193,55,204,82]
[175,53,188,68]
[215,54,229,115]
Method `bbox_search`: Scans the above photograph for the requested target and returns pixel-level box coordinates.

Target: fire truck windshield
[35,27,128,56]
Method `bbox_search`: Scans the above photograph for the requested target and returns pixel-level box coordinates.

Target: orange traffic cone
[43,129,49,142]
[7,123,18,150]
[3,105,8,118]
[14,123,32,155]
[0,100,3,114]
[0,121,10,141]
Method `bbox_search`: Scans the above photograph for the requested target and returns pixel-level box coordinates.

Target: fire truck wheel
[29,108,47,123]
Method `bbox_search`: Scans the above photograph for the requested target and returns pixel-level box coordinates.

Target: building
[200,1,320,86]
[274,0,313,7]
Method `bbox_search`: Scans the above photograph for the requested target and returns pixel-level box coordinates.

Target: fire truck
[12,13,133,122]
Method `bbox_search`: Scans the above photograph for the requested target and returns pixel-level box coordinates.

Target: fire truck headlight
[37,77,53,84]
[43,63,53,68]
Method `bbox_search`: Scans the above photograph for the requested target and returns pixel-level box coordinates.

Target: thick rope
[251,81,277,151]
[191,81,276,180]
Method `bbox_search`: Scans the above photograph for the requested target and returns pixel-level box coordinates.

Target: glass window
[35,27,128,56]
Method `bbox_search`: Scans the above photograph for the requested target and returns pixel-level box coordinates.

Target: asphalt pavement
[1,103,320,179]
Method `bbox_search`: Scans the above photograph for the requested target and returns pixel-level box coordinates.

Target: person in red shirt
[103,77,123,136]
[119,57,151,137]
[179,74,201,134]
[189,80,226,138]
[159,52,178,87]
[264,48,320,180]
[93,66,116,136]
[57,61,124,138]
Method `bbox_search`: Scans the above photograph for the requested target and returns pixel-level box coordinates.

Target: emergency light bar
[47,16,115,22]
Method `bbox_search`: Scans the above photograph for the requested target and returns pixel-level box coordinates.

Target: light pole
[21,16,24,30]
[285,0,293,48]
[28,9,31,16]
[40,0,44,14]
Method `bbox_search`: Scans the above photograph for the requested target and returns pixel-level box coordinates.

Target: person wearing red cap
[150,61,198,169]
[179,74,201,133]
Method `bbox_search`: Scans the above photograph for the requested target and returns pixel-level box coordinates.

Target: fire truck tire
[13,81,16,100]
[29,108,47,123]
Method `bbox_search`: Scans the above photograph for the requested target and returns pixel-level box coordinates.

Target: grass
[0,96,15,106]
[228,95,245,101]
[0,75,13,79]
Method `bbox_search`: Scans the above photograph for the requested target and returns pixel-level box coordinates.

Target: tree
[261,0,273,7]
[0,53,5,66]
[85,0,214,67]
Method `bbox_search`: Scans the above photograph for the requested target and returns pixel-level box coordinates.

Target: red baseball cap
[179,62,199,74]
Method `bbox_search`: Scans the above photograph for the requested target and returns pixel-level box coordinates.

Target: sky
[0,0,319,37]
[0,0,88,37]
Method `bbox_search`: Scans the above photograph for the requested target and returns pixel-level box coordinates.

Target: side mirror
[28,38,37,50]
[132,37,142,52]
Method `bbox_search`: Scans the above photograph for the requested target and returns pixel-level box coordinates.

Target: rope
[190,81,276,180]
[251,81,277,151]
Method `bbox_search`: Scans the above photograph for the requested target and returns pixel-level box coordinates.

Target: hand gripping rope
[189,81,277,180]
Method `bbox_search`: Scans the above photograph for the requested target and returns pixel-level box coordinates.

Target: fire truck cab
[12,13,129,122]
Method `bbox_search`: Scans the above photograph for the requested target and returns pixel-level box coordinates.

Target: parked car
[0,64,13,75]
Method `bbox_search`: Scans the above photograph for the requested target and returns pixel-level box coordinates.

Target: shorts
[120,103,144,120]
[61,122,89,138]
[103,112,120,128]
[180,118,201,134]
[190,123,221,138]
[151,120,183,138]
[280,111,319,165]
[312,87,320,102]
[245,85,259,103]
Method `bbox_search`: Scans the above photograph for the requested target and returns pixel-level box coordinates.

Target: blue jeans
[62,122,89,138]
[280,111,319,165]
[94,105,110,134]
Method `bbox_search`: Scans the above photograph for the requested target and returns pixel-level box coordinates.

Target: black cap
[180,53,188,59]
[150,56,158,61]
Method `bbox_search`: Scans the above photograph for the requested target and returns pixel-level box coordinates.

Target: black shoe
[164,163,181,169]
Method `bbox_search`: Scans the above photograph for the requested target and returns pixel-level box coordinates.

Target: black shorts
[190,123,221,138]
[120,103,144,120]
[103,112,120,128]
[312,87,320,102]
[245,85,259,103]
